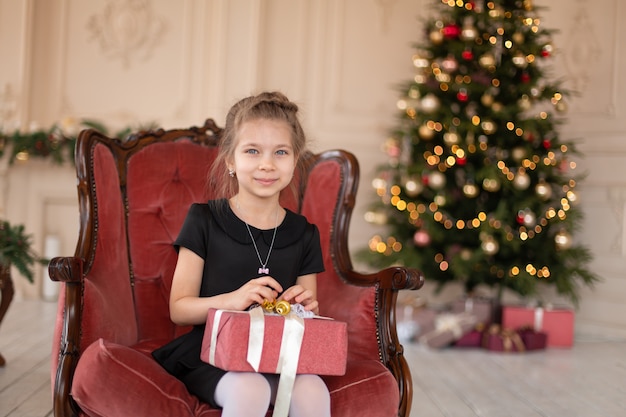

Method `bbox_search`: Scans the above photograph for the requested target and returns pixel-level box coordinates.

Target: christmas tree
[360,0,599,305]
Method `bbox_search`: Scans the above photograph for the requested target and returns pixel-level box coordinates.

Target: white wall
[1,0,625,338]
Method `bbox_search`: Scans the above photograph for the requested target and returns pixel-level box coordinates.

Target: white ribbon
[247,306,265,371]
[208,309,224,366]
[534,307,544,332]
[435,313,466,338]
[230,306,306,417]
[273,314,305,417]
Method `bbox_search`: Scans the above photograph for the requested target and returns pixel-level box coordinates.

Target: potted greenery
[0,219,48,366]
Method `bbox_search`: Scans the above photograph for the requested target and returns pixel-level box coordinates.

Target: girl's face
[228,118,296,201]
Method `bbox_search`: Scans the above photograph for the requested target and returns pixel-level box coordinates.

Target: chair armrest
[340,265,424,417]
[342,266,424,291]
[49,256,84,417]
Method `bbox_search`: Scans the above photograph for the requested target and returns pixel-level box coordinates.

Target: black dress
[152,199,325,407]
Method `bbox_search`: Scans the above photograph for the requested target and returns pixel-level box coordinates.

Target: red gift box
[482,325,525,353]
[518,327,548,351]
[502,306,574,348]
[200,308,348,376]
[454,324,486,348]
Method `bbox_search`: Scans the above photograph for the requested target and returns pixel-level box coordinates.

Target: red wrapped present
[450,296,494,325]
[518,327,548,351]
[482,324,525,353]
[502,306,574,348]
[201,308,348,376]
[453,323,486,348]
[418,312,477,349]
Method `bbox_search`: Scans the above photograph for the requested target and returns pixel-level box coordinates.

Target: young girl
[152,92,331,417]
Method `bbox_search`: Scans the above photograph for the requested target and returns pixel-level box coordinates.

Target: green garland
[0,119,145,165]
[0,220,48,282]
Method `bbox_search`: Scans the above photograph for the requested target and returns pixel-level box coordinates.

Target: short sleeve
[174,203,210,260]
[299,223,325,276]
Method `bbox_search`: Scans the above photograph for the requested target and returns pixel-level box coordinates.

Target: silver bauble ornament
[421,94,441,113]
[428,171,446,189]
[405,177,423,197]
[513,171,531,190]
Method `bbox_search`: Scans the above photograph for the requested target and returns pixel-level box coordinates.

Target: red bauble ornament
[520,72,531,83]
[442,24,461,39]
[413,230,431,247]
[457,90,469,102]
[456,156,467,166]
[462,49,474,60]
[542,139,551,149]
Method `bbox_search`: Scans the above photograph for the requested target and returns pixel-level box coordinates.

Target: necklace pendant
[259,267,269,275]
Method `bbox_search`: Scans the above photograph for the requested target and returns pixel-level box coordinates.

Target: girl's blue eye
[245,149,259,154]
[276,149,289,155]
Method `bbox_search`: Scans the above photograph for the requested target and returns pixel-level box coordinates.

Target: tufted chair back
[49,120,423,417]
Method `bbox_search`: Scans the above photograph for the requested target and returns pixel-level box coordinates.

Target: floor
[1,299,625,417]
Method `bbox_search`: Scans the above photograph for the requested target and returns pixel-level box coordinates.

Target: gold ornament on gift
[262,299,291,316]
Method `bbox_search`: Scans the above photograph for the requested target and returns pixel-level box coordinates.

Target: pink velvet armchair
[48,119,424,417]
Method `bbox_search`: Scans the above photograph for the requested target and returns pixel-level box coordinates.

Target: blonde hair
[209,91,307,199]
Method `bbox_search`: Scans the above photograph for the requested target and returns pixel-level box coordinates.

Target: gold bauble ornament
[513,171,531,190]
[483,177,501,192]
[554,230,572,250]
[419,124,435,140]
[481,93,495,107]
[481,236,500,255]
[512,32,525,44]
[512,147,526,161]
[512,52,528,68]
[518,95,532,111]
[463,183,480,198]
[430,29,444,45]
[535,181,552,200]
[481,120,497,135]
[479,53,496,68]
[443,132,460,146]
[555,101,568,113]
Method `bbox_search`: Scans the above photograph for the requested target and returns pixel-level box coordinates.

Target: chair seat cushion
[72,339,218,417]
[325,360,400,417]
[72,339,399,417]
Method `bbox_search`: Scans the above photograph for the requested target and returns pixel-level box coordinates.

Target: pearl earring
[228,169,235,178]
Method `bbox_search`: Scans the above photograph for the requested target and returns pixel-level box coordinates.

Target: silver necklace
[237,198,279,275]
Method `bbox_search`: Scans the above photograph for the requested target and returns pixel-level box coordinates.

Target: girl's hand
[279,284,319,315]
[227,276,283,311]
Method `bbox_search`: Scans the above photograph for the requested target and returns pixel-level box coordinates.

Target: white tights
[214,372,331,417]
